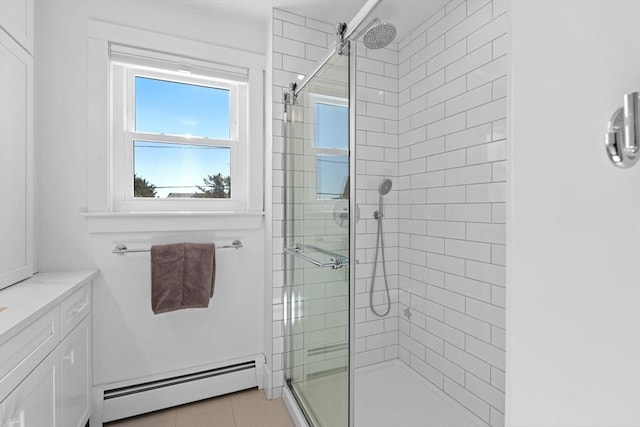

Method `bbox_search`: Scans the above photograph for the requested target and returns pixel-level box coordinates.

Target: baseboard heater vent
[102,360,258,422]
[104,361,255,400]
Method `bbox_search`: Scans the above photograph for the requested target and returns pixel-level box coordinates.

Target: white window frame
[86,21,265,232]
[111,60,248,212]
[307,93,349,202]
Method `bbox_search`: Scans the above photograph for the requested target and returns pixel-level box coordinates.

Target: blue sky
[315,103,349,199]
[315,103,348,150]
[134,76,231,197]
[317,154,348,199]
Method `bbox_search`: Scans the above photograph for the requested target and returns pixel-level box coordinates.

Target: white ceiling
[177,0,449,41]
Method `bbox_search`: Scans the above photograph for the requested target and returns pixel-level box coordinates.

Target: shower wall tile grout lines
[353,34,401,370]
[271,1,507,425]
[396,1,507,425]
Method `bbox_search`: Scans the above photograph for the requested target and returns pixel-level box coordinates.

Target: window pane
[135,77,230,139]
[133,141,231,199]
[316,155,348,200]
[314,102,348,149]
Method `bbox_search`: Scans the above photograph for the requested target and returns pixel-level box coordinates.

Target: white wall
[508,1,640,425]
[35,1,266,271]
[35,0,268,395]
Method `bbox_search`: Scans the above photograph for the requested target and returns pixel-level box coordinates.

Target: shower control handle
[605,92,640,168]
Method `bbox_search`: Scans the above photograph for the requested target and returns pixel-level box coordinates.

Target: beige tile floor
[105,388,295,427]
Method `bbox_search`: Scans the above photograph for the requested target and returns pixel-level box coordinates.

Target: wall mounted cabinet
[0,2,34,290]
[0,0,33,54]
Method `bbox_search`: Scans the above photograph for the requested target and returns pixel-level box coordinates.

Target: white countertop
[0,270,99,345]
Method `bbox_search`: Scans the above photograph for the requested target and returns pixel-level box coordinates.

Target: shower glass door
[284,50,350,427]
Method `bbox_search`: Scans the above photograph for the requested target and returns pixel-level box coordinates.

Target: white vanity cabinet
[60,287,92,427]
[0,306,62,427]
[61,317,91,427]
[2,348,61,427]
[0,273,96,427]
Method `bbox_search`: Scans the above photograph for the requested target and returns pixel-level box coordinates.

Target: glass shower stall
[282,48,351,427]
[280,0,508,425]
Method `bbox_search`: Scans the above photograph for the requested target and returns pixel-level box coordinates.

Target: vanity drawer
[0,306,59,402]
[60,284,91,339]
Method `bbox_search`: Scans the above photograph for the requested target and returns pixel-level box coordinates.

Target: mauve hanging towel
[151,243,216,314]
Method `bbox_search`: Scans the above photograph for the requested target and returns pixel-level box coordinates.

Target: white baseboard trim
[263,363,273,399]
[255,353,265,390]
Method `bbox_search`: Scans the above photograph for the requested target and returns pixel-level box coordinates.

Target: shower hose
[369,210,391,317]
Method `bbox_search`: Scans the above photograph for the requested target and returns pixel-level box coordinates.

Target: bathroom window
[316,154,348,199]
[312,97,349,200]
[111,51,249,211]
[87,22,264,231]
[315,102,348,150]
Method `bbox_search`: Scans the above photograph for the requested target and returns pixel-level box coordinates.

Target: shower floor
[355,360,488,427]
[290,360,488,427]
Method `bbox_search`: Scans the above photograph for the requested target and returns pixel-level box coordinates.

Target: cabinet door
[61,316,91,427]
[0,30,33,290]
[2,348,61,427]
[0,0,33,53]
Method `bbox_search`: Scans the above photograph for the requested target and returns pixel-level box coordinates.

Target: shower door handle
[284,245,348,269]
[605,92,640,168]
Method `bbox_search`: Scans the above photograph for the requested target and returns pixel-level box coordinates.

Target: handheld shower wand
[370,178,392,317]
[375,178,393,217]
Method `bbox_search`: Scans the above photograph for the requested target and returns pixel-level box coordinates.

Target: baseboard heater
[102,360,258,422]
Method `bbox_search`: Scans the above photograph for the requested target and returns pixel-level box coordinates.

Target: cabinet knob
[68,299,89,319]
[63,349,75,365]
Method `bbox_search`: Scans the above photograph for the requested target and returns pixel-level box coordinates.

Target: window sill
[82,211,264,233]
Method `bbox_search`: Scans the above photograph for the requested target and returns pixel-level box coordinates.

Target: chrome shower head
[378,178,392,196]
[363,21,396,49]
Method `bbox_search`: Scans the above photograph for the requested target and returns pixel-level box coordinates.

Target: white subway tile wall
[353,39,400,369]
[397,1,507,425]
[272,1,507,425]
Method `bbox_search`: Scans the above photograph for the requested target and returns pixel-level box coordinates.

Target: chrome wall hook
[605,92,640,168]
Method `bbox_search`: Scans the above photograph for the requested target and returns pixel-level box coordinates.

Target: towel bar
[112,240,243,255]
